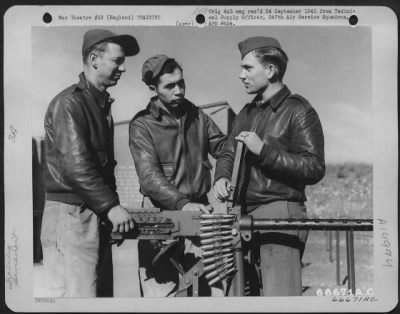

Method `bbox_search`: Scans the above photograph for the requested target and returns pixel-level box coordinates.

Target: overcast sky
[32,26,372,163]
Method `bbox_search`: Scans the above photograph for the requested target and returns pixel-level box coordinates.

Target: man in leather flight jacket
[129,55,227,297]
[41,29,139,297]
[214,37,325,296]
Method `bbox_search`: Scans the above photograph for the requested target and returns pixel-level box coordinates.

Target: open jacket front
[129,97,227,211]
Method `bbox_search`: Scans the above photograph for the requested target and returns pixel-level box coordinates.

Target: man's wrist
[214,175,231,185]
[258,144,269,160]
[257,144,279,169]
[176,198,190,211]
[99,198,120,222]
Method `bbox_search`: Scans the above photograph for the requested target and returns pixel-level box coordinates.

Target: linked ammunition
[200,214,235,219]
[200,235,232,245]
[202,253,234,264]
[201,247,233,257]
[203,257,234,272]
[205,262,235,280]
[201,241,232,251]
[199,225,232,232]
[208,267,236,286]
[200,218,234,225]
[199,230,232,238]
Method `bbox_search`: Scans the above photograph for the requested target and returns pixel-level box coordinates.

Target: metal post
[226,140,244,297]
[325,230,329,250]
[345,230,356,292]
[229,230,245,297]
[336,230,340,285]
[192,271,199,297]
[231,246,245,296]
[328,231,333,262]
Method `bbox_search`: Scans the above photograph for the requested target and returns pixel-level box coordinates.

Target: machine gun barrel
[240,216,374,232]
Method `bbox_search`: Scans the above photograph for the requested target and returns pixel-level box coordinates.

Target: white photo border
[3,5,398,312]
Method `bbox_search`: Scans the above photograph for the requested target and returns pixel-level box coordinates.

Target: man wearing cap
[129,55,227,296]
[214,36,325,296]
[41,29,140,297]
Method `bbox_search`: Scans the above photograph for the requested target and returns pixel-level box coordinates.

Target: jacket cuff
[258,144,275,168]
[259,144,269,159]
[176,198,191,211]
[213,174,231,185]
[214,166,232,184]
[97,197,120,222]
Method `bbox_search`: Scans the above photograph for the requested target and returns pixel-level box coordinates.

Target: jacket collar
[148,97,163,119]
[250,85,291,112]
[148,97,193,120]
[77,73,114,111]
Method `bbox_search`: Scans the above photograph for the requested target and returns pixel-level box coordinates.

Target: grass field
[306,163,373,219]
[302,163,373,296]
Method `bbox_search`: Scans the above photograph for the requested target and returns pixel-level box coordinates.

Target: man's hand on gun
[213,177,231,202]
[107,205,136,246]
[235,131,263,156]
[107,205,136,233]
[182,202,213,214]
[214,134,261,203]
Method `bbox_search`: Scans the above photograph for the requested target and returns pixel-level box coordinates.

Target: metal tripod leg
[173,258,205,297]
[229,233,245,296]
[346,230,356,292]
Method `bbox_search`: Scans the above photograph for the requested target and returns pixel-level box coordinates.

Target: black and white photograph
[3,5,398,312]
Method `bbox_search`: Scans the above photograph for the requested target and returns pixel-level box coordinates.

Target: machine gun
[110,208,209,296]
[111,208,228,296]
[112,141,373,296]
[110,208,203,241]
[219,142,373,295]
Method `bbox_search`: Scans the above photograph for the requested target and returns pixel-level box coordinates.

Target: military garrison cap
[238,36,282,58]
[82,29,140,57]
[142,54,175,86]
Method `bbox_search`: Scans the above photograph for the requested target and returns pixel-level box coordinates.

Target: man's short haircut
[83,40,113,64]
[150,59,183,86]
[253,47,289,82]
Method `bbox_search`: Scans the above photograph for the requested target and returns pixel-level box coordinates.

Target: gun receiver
[111,208,203,241]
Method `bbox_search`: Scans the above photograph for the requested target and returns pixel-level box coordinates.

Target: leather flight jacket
[129,97,227,211]
[44,73,119,216]
[214,85,325,210]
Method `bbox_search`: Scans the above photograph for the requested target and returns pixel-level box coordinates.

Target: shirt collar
[250,85,291,112]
